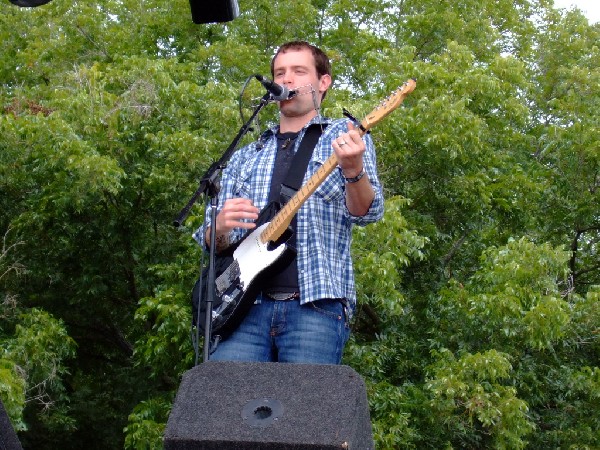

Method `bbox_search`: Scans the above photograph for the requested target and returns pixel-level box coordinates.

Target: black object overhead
[9,0,52,6]
[189,0,239,24]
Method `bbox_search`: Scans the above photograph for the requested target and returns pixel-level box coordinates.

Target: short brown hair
[270,41,332,79]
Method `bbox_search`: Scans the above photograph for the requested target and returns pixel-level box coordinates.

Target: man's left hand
[332,122,365,179]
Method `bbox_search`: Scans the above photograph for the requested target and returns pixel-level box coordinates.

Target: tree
[1,0,598,448]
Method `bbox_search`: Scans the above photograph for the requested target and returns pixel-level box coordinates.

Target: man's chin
[280,103,313,118]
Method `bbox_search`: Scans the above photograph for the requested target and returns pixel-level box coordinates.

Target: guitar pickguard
[195,221,296,337]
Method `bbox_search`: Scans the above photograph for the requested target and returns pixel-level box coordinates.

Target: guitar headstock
[360,79,416,134]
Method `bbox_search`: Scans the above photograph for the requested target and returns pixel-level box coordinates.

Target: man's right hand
[205,198,259,250]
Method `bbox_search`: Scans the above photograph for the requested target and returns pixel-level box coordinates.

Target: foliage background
[0,0,598,448]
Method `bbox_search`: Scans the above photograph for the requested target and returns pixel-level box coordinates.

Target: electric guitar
[193,79,417,339]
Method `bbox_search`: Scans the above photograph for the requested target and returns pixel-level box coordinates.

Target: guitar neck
[260,153,337,244]
[259,127,368,244]
[258,79,416,245]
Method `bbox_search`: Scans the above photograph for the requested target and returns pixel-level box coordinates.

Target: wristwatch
[343,167,366,183]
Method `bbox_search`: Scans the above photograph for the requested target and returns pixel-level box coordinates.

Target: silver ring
[339,140,347,146]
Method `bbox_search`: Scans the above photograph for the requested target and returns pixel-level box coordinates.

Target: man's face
[272,48,331,119]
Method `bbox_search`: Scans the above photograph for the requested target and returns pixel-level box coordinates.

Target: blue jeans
[209,294,351,364]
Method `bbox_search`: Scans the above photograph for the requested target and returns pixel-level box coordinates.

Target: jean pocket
[308,299,350,329]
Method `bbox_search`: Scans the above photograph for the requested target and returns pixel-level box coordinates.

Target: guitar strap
[278,123,327,205]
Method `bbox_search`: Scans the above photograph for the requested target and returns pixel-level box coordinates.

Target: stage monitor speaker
[189,0,239,24]
[164,361,374,450]
[0,399,23,450]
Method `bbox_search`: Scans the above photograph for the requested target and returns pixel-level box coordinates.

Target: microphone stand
[174,92,272,364]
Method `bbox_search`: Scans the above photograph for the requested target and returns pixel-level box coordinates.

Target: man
[194,41,384,364]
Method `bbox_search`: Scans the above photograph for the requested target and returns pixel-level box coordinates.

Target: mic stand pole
[174,93,271,363]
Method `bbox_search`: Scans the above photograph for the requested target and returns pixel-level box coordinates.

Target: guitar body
[192,205,296,339]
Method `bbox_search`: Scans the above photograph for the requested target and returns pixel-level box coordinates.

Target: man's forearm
[344,171,375,217]
[205,227,231,252]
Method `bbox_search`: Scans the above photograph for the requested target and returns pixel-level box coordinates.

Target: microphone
[254,75,295,101]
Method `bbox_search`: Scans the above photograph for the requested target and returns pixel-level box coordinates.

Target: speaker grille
[164,361,373,450]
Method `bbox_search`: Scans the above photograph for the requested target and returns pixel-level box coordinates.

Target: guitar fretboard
[259,152,339,244]
[258,79,416,244]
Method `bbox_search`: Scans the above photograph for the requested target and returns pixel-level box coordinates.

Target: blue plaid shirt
[193,116,384,315]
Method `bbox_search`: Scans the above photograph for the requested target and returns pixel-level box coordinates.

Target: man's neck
[279,110,318,133]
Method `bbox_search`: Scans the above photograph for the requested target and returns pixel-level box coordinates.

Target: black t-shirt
[262,131,301,294]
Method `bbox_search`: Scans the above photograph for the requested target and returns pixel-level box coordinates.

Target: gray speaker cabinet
[164,361,374,449]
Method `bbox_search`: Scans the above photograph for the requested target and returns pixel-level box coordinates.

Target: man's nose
[281,71,294,85]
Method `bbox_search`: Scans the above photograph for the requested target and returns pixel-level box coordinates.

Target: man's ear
[318,74,332,99]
